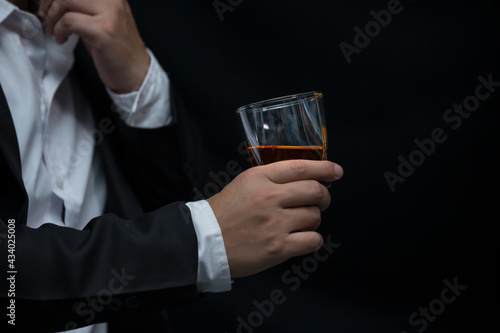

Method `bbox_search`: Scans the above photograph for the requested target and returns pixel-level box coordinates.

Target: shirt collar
[0,0,17,25]
[0,0,42,36]
[0,0,79,53]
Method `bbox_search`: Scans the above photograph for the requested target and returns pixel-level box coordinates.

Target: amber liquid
[247,145,326,166]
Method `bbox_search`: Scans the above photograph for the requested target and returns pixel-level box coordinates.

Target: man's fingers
[279,180,331,211]
[39,0,99,17]
[284,231,324,258]
[264,160,343,185]
[40,0,99,35]
[53,12,96,44]
[282,206,322,233]
[38,0,56,17]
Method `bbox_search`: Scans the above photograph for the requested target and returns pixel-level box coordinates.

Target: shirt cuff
[106,48,173,128]
[185,200,232,293]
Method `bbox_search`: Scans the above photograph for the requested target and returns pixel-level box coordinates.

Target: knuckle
[100,21,116,36]
[266,237,286,256]
[310,205,321,219]
[308,181,324,199]
[237,172,254,190]
[243,166,261,180]
[325,191,332,207]
[110,7,122,21]
[309,207,322,228]
[301,206,321,231]
[291,160,307,178]
[121,0,130,8]
[93,11,117,34]
[47,3,60,17]
[252,186,279,205]
[59,13,72,27]
[108,0,127,19]
[240,165,266,184]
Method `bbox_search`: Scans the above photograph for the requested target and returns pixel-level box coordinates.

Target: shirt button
[21,17,41,39]
[55,176,64,189]
[133,111,145,123]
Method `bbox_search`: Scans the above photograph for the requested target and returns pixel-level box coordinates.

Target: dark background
[132,1,499,332]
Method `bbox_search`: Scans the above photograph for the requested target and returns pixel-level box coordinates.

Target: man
[0,0,343,332]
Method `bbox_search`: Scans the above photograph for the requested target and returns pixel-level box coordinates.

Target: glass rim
[236,91,323,114]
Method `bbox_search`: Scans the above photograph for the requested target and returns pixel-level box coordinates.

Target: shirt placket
[20,16,72,223]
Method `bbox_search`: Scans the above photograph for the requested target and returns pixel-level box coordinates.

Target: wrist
[109,48,151,94]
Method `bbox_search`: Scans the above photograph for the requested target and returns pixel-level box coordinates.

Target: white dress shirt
[0,1,231,332]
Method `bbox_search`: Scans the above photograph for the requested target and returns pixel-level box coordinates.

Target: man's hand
[207,160,343,278]
[39,0,150,93]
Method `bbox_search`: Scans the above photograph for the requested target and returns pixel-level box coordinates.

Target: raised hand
[39,0,150,93]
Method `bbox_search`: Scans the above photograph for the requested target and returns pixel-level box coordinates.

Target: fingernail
[334,164,344,179]
[316,235,324,251]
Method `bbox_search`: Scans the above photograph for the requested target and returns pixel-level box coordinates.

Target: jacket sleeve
[0,202,200,332]
[72,41,202,213]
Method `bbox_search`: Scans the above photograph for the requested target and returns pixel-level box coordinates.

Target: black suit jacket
[0,41,207,332]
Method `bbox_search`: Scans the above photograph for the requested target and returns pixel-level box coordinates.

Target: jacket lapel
[0,83,28,223]
[0,84,22,180]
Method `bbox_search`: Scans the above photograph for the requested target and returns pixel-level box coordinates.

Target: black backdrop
[129,1,499,332]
